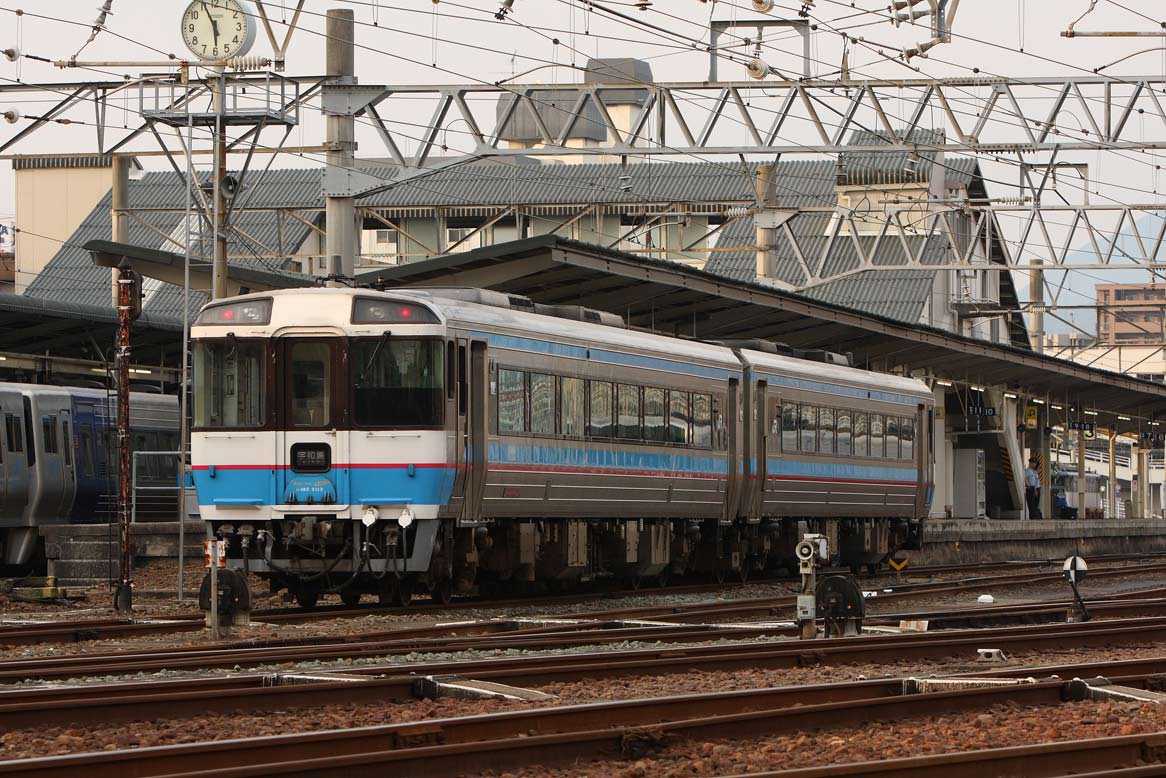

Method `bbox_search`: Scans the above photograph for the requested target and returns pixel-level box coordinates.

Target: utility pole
[211,68,228,300]
[113,259,140,613]
[324,9,357,280]
[110,156,130,306]
[1029,258,1044,353]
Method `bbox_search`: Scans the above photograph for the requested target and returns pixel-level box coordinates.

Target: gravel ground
[474,699,1166,777]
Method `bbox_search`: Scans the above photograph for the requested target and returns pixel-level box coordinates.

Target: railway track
[4,653,1166,777]
[6,611,1166,728]
[4,556,1165,647]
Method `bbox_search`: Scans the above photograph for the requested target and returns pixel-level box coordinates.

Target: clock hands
[201,1,220,45]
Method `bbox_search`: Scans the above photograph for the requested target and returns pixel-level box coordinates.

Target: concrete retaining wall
[41,521,206,586]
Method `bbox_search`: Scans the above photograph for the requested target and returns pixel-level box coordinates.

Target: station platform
[916,518,1166,565]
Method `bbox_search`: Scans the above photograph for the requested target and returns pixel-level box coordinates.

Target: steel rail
[720,733,1166,778]
[9,671,1164,778]
[6,617,1166,730]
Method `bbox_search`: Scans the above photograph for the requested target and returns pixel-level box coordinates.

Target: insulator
[746,57,770,80]
[2,109,21,124]
[226,55,271,71]
[751,0,775,11]
[2,47,19,62]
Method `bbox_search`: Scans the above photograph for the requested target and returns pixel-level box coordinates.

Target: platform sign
[888,557,908,572]
[1024,406,1039,430]
[1062,555,1087,585]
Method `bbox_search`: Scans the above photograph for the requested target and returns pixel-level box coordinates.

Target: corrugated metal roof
[28,128,982,321]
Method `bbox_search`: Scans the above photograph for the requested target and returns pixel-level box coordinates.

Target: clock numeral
[188,24,195,32]
[191,10,198,18]
[236,23,242,31]
[191,36,199,44]
[232,35,239,43]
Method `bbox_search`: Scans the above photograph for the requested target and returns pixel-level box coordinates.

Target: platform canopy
[353,235,1166,431]
[87,233,1166,430]
[0,291,181,377]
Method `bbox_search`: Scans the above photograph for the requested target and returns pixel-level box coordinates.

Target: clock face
[182,0,256,61]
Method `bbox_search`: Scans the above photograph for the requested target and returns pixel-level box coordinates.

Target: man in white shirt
[1024,456,1042,519]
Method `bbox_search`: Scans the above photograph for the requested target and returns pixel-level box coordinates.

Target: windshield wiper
[359,331,392,382]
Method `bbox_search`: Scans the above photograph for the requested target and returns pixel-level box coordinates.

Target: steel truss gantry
[362,75,1166,164]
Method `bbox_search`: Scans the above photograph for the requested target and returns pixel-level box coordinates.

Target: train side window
[61,420,72,467]
[869,414,885,458]
[781,404,798,451]
[497,368,526,433]
[529,372,556,435]
[853,413,869,456]
[692,394,712,448]
[900,417,915,460]
[588,381,613,438]
[617,384,642,440]
[5,414,21,454]
[836,411,852,456]
[42,416,59,454]
[818,407,835,454]
[668,391,690,445]
[800,406,818,453]
[885,416,901,459]
[643,388,666,443]
[560,376,585,437]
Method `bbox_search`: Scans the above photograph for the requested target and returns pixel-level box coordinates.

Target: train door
[276,337,341,507]
[466,341,488,520]
[450,338,469,514]
[915,403,931,518]
[751,380,768,519]
[0,393,28,526]
[723,378,740,521]
[57,408,77,521]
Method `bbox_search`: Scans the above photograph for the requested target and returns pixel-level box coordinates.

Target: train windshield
[351,338,444,427]
[192,340,267,428]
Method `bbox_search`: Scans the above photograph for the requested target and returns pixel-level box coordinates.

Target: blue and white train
[191,287,934,607]
[0,383,180,566]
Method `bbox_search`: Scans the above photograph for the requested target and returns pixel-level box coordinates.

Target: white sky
[1,0,1164,332]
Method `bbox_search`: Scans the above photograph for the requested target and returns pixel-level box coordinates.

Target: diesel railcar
[191,287,933,607]
[0,383,180,566]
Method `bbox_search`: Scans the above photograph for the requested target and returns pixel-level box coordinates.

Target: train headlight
[398,506,414,528]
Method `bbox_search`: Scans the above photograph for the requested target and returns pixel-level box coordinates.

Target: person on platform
[1025,456,1042,519]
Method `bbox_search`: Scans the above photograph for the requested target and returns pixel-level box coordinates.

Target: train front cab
[192,294,463,607]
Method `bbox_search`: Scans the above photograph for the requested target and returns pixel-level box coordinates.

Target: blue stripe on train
[193,447,916,508]
[192,466,456,508]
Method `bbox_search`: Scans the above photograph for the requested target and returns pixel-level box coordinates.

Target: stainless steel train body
[0,382,180,566]
[192,287,934,606]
